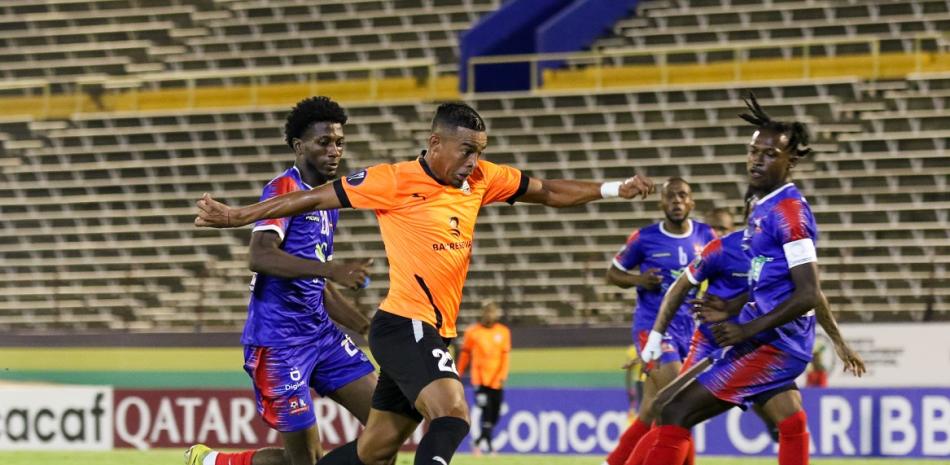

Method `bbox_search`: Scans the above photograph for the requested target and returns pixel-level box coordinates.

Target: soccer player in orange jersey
[457,301,511,456]
[195,102,655,465]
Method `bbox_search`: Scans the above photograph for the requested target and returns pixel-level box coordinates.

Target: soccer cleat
[184,444,213,465]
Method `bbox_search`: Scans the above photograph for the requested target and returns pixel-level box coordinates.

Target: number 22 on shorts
[431,348,458,374]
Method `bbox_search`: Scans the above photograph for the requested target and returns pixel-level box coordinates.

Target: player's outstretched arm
[641,274,695,363]
[712,262,819,347]
[517,175,655,208]
[195,184,343,228]
[324,281,372,337]
[815,290,866,377]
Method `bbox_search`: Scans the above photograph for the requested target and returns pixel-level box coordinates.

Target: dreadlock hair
[739,92,812,158]
[284,96,348,149]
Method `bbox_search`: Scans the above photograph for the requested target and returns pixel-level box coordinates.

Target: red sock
[684,436,695,465]
[625,428,694,465]
[623,427,659,465]
[778,410,809,465]
[643,425,691,465]
[214,450,256,465]
[607,418,651,465]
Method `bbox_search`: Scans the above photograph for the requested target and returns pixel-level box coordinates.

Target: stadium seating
[0,0,946,332]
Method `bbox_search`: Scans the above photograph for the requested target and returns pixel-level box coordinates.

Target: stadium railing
[466,34,950,93]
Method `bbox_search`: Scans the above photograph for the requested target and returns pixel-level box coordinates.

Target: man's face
[747,128,798,192]
[294,122,344,180]
[427,126,487,188]
[481,305,500,326]
[705,211,735,236]
[660,180,694,225]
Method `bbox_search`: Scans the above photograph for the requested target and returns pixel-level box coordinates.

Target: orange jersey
[333,156,527,337]
[457,322,511,389]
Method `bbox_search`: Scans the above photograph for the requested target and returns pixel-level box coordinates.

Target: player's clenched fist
[618,174,655,200]
[195,193,233,228]
[711,321,750,347]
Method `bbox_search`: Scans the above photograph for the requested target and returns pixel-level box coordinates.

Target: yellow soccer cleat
[184,444,213,465]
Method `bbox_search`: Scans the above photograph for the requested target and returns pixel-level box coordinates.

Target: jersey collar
[291,165,314,190]
[659,219,693,239]
[418,150,450,186]
[754,182,795,206]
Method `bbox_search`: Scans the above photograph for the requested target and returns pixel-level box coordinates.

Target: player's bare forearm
[518,178,602,207]
[518,175,654,207]
[724,292,749,316]
[653,275,693,334]
[815,290,846,347]
[742,263,820,337]
[195,188,340,228]
[228,185,342,227]
[606,266,641,289]
[249,231,337,279]
[324,282,371,335]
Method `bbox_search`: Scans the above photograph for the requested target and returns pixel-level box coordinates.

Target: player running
[603,177,716,465]
[641,94,825,465]
[194,102,655,465]
[186,97,378,465]
[622,208,864,465]
[457,301,511,456]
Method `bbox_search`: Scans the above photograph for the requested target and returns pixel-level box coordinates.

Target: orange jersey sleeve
[478,160,529,206]
[333,164,398,210]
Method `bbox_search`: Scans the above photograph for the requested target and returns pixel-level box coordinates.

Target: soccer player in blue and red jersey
[642,94,824,465]
[186,97,379,465]
[603,178,716,465]
[624,206,863,465]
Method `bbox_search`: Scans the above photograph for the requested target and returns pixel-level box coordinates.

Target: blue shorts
[681,329,723,371]
[243,327,375,432]
[696,342,808,408]
[634,327,691,371]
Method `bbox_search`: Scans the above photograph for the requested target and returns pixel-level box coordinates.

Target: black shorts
[475,386,503,425]
[369,310,459,422]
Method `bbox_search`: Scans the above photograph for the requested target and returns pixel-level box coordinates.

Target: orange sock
[607,419,651,465]
[642,425,691,465]
[778,410,809,465]
[214,450,255,465]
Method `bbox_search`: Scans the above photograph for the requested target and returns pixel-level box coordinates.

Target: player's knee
[417,383,469,420]
[357,441,399,465]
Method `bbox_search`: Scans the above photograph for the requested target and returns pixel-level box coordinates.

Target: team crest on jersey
[448,216,461,237]
[345,169,367,186]
[460,180,471,195]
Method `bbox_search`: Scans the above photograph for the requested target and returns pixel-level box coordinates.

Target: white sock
[202,451,219,465]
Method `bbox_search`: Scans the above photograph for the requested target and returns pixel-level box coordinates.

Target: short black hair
[662,176,690,192]
[739,92,812,158]
[284,96,347,149]
[431,102,486,132]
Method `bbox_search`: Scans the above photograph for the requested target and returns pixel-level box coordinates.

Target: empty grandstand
[0,0,947,336]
